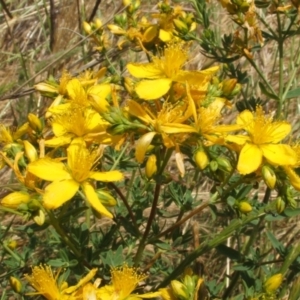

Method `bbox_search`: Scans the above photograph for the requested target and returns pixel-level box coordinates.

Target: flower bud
[145,154,157,179]
[209,160,218,171]
[95,18,103,29]
[7,239,18,250]
[27,113,43,133]
[23,140,38,162]
[107,24,126,35]
[173,19,189,33]
[33,209,45,226]
[264,273,283,293]
[96,190,117,207]
[194,150,209,170]
[276,197,285,214]
[1,191,31,209]
[171,280,188,300]
[10,276,22,293]
[262,165,276,189]
[221,78,238,97]
[215,157,232,172]
[238,201,252,214]
[83,21,92,34]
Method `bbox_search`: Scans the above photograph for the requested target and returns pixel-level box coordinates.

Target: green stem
[245,56,277,97]
[157,209,266,288]
[276,12,284,118]
[47,210,92,269]
[134,182,161,266]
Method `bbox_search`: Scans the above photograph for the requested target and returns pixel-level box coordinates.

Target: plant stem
[47,210,92,269]
[134,182,161,266]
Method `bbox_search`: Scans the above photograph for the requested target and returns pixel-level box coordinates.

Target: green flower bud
[275,197,285,214]
[215,157,232,172]
[96,190,117,207]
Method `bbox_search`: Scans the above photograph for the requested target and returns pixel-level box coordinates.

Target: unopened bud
[1,191,31,209]
[173,19,189,33]
[107,24,126,35]
[10,276,22,293]
[210,160,218,172]
[23,140,38,162]
[238,201,252,214]
[276,197,285,214]
[27,113,43,133]
[262,165,276,189]
[171,280,188,300]
[221,79,238,97]
[95,18,103,29]
[83,21,92,34]
[96,190,117,207]
[7,239,18,250]
[216,157,232,172]
[194,150,209,170]
[264,273,283,293]
[145,154,157,179]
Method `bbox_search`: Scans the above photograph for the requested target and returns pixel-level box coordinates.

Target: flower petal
[238,143,262,174]
[284,166,300,190]
[135,79,172,100]
[236,110,254,126]
[260,144,297,166]
[28,158,71,181]
[127,63,163,78]
[127,100,153,124]
[82,182,113,218]
[43,180,79,209]
[160,123,197,134]
[226,135,250,145]
[89,170,124,182]
[44,135,73,147]
[136,132,157,163]
[262,122,291,143]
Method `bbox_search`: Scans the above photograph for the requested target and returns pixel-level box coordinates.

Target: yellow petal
[236,110,254,126]
[226,135,250,145]
[161,123,197,134]
[82,182,113,218]
[89,170,124,182]
[127,63,163,79]
[66,79,87,104]
[174,71,211,86]
[260,144,297,166]
[45,135,73,147]
[238,143,263,174]
[127,100,153,124]
[88,84,112,113]
[159,29,172,42]
[28,158,71,181]
[43,180,79,209]
[262,122,291,143]
[52,122,67,137]
[136,132,157,163]
[135,79,172,100]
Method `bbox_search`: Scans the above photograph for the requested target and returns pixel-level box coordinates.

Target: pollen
[25,265,61,300]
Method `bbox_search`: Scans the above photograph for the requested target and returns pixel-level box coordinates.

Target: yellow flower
[127,99,196,167]
[25,264,98,300]
[27,139,123,218]
[226,107,297,174]
[45,105,110,147]
[97,264,160,300]
[127,43,218,100]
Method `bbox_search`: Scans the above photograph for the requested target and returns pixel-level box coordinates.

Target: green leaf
[284,208,300,217]
[216,244,241,260]
[266,230,285,255]
[259,82,279,101]
[285,87,300,99]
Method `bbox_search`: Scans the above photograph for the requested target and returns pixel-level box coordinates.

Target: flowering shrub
[2,0,300,299]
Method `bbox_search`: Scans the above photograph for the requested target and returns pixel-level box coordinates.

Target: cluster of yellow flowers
[1,39,300,222]
[21,264,207,300]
